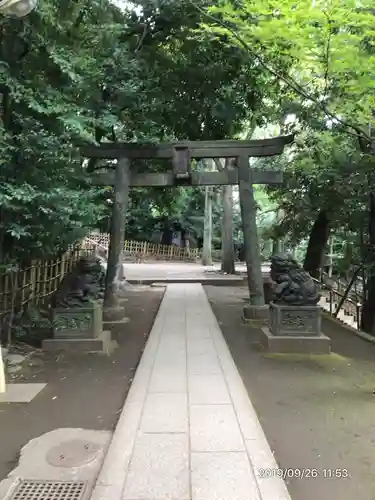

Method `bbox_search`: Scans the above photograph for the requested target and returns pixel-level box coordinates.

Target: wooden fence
[83,233,201,262]
[0,245,94,318]
[0,232,208,320]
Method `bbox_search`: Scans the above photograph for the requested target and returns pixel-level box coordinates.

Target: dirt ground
[205,285,375,500]
[0,286,164,482]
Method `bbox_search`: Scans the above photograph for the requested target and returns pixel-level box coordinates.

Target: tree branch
[322,10,332,100]
[188,1,372,143]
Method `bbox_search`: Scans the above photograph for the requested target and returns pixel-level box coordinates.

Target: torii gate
[81,136,293,318]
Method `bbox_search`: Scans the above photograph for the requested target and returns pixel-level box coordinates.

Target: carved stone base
[269,302,321,336]
[243,304,269,322]
[260,327,331,354]
[52,301,103,339]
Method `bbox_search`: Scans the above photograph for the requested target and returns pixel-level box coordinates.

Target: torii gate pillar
[104,158,130,308]
[238,154,268,320]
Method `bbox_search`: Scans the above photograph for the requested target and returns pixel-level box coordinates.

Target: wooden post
[0,343,5,394]
[202,186,213,266]
[104,158,130,307]
[328,236,334,278]
[237,154,265,307]
[60,255,66,284]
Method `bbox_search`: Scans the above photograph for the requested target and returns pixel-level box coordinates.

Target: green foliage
[261,128,374,241]
[3,0,375,284]
[0,2,125,260]
[205,0,375,134]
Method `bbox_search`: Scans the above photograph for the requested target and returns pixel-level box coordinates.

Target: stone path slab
[0,383,47,403]
[102,262,270,283]
[90,283,291,500]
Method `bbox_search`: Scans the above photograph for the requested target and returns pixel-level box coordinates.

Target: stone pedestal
[263,281,273,304]
[243,304,269,322]
[269,302,321,336]
[260,302,330,354]
[103,305,127,322]
[43,300,113,353]
[51,301,103,339]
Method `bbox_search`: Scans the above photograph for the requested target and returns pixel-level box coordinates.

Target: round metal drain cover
[46,439,101,468]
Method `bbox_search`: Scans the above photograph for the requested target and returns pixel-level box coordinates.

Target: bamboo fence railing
[0,245,94,318]
[83,232,201,262]
[0,244,95,393]
[0,231,206,323]
[0,232,202,320]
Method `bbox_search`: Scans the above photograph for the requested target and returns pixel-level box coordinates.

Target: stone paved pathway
[91,283,290,500]
[108,262,270,283]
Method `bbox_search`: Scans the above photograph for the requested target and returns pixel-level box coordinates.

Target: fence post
[34,261,41,303]
[0,345,5,393]
[40,261,47,300]
[55,259,60,292]
[29,261,37,300]
[60,254,66,282]
[3,274,10,314]
[20,267,27,305]
[356,303,361,331]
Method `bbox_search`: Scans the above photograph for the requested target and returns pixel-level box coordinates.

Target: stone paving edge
[88,308,165,500]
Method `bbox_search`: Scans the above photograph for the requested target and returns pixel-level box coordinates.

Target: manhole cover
[9,480,86,500]
[46,439,101,468]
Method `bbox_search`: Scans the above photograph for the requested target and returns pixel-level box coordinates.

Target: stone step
[127,277,247,286]
[42,330,114,354]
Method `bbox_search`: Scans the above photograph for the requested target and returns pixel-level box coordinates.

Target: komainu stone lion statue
[51,256,106,308]
[270,253,320,306]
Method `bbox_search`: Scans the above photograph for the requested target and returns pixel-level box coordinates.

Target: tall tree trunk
[221,184,235,273]
[213,157,235,273]
[361,273,375,334]
[361,192,375,334]
[342,241,353,281]
[272,209,284,256]
[272,238,283,255]
[327,236,334,277]
[0,342,5,393]
[359,225,367,300]
[202,186,213,266]
[303,210,330,278]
